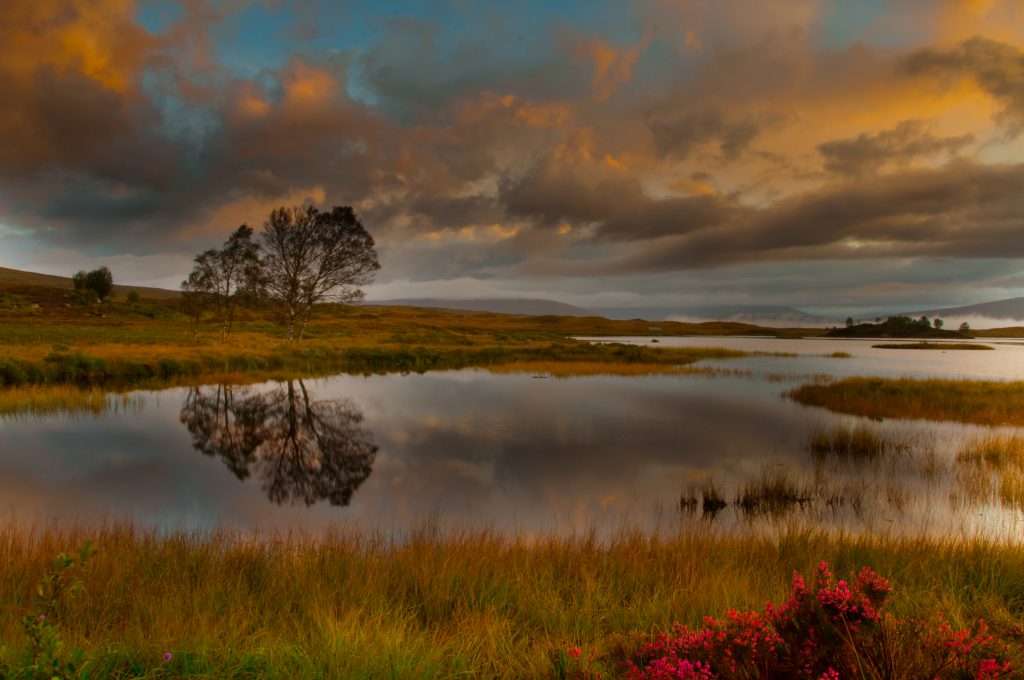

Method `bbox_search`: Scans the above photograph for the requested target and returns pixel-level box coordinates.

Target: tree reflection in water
[180,381,378,506]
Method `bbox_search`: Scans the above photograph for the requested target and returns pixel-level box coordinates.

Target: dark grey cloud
[651,108,762,160]
[903,37,1024,134]
[617,161,1024,272]
[818,120,973,176]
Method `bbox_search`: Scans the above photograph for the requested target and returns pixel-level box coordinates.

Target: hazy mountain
[0,266,180,299]
[363,298,597,316]
[909,298,1024,322]
[595,305,829,325]
[364,299,832,324]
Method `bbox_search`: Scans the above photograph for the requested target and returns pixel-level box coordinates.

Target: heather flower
[627,562,1015,680]
[163,652,173,662]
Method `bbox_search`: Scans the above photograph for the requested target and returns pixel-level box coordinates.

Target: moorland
[2,274,1024,678]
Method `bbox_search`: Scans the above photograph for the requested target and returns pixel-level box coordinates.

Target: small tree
[182,225,263,341]
[959,321,971,333]
[84,267,113,301]
[71,268,113,302]
[261,205,379,341]
[845,317,854,328]
[72,271,88,292]
[180,271,209,338]
[933,317,943,329]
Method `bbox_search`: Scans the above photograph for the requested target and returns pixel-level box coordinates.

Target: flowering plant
[627,562,1015,679]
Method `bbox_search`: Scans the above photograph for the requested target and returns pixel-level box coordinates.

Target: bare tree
[261,205,379,341]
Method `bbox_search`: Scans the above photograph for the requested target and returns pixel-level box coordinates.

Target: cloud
[0,0,165,182]
[817,120,974,176]
[651,108,762,160]
[903,37,1024,134]
[615,160,1024,271]
[1,0,1023,311]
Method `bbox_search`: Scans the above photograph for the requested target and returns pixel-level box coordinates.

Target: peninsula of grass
[873,342,993,350]
[0,524,1021,678]
[0,280,811,390]
[789,376,1024,426]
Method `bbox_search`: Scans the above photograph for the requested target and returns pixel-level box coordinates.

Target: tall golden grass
[956,434,1024,510]
[0,385,142,417]
[790,377,1024,425]
[1,523,1022,678]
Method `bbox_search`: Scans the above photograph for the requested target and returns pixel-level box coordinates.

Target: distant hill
[0,266,179,299]
[363,298,596,316]
[596,305,828,325]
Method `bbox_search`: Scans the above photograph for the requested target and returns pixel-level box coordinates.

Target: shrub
[627,562,1016,679]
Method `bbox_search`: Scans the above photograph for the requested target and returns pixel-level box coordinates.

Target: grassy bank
[789,377,1024,426]
[0,342,752,391]
[0,280,805,389]
[0,524,1021,678]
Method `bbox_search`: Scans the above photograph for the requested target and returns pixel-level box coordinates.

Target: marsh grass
[0,385,142,417]
[0,524,1022,678]
[957,434,1024,469]
[955,434,1024,510]
[699,478,728,516]
[807,423,915,464]
[789,377,1024,426]
[735,467,813,519]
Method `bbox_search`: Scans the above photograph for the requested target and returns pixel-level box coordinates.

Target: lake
[2,336,1022,538]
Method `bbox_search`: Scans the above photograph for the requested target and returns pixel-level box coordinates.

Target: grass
[957,434,1024,469]
[0,385,139,417]
[0,280,795,389]
[872,342,993,350]
[807,423,914,463]
[0,523,1022,678]
[789,377,1024,426]
[955,434,1024,511]
[735,468,812,518]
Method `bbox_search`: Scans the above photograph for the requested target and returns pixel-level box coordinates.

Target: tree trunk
[297,303,313,342]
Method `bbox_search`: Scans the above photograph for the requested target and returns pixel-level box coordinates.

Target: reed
[957,434,1024,470]
[789,377,1024,426]
[0,523,1021,678]
[0,385,141,417]
[955,434,1024,511]
[807,423,914,463]
[735,467,812,518]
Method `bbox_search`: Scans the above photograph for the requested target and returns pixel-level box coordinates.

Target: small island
[873,342,993,350]
[826,315,972,339]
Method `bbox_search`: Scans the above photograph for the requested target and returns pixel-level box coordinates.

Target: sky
[1,0,1023,317]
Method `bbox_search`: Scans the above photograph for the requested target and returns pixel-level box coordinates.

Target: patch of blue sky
[136,0,185,35]
[172,0,641,96]
[819,0,887,47]
[140,71,222,165]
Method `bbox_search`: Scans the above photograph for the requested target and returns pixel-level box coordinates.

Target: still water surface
[1,336,1022,537]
